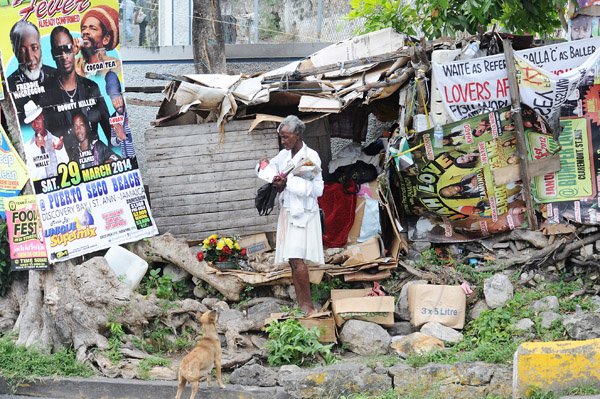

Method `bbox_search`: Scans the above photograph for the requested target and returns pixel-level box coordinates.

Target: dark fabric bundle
[255,183,278,216]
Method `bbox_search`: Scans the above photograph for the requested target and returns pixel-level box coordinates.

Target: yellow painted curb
[513,338,600,398]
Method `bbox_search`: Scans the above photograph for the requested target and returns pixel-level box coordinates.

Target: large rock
[389,362,512,398]
[230,364,278,387]
[387,321,414,336]
[217,308,246,327]
[540,311,562,329]
[420,322,464,344]
[339,320,390,356]
[278,362,392,399]
[562,312,600,340]
[247,300,284,328]
[390,332,444,358]
[483,274,514,309]
[514,339,600,398]
[469,300,490,320]
[530,296,559,314]
[513,318,535,333]
[397,280,428,321]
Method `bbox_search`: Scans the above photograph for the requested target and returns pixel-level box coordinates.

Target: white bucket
[104,245,149,290]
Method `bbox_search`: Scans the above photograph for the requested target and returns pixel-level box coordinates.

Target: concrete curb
[0,376,290,399]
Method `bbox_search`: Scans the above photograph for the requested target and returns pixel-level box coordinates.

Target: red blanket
[318,182,357,248]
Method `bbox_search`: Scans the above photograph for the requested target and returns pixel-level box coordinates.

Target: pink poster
[5,195,49,271]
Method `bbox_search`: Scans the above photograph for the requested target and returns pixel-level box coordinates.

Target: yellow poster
[0,125,28,218]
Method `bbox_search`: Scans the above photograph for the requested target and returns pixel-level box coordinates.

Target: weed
[311,277,350,305]
[139,268,190,300]
[565,384,600,395]
[364,354,400,369]
[136,318,197,355]
[234,285,255,309]
[106,321,125,363]
[0,334,93,391]
[264,319,335,367]
[136,356,171,380]
[525,387,557,399]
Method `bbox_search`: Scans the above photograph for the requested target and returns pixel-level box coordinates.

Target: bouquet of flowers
[196,234,247,267]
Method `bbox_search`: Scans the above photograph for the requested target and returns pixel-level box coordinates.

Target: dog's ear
[207,309,217,323]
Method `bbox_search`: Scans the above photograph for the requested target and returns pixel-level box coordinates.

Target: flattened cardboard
[407,284,466,329]
[239,233,271,255]
[331,288,395,327]
[265,312,337,343]
[342,236,383,266]
[347,197,366,244]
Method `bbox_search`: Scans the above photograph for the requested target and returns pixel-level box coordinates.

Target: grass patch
[136,356,171,380]
[0,334,93,390]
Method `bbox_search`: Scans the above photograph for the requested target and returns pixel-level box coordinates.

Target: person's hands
[113,123,127,140]
[272,175,287,192]
[53,136,64,150]
[258,158,269,170]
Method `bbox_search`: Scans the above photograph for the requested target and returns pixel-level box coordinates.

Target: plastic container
[104,245,148,289]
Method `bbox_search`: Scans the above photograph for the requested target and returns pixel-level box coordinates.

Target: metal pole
[317,0,323,41]
[253,0,259,43]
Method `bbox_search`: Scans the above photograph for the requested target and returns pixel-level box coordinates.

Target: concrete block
[513,338,600,398]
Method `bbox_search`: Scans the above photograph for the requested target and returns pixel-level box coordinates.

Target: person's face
[457,153,476,164]
[111,95,125,114]
[440,185,461,197]
[52,32,75,75]
[73,115,89,143]
[17,31,42,78]
[30,113,45,135]
[572,19,592,40]
[81,17,109,51]
[278,125,300,151]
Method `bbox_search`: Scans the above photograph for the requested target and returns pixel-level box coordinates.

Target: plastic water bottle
[459,42,480,60]
[433,124,444,148]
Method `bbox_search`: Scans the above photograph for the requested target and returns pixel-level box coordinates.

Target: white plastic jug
[104,245,149,289]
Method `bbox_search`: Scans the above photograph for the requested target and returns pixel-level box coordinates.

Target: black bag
[255,183,278,216]
[329,161,378,194]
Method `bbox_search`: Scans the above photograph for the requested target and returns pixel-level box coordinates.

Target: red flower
[209,238,217,246]
[222,246,231,255]
[218,255,226,262]
[196,251,204,262]
[241,248,247,257]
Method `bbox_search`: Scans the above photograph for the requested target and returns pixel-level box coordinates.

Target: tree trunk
[191,0,226,74]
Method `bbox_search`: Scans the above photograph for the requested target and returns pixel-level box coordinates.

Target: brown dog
[175,310,225,399]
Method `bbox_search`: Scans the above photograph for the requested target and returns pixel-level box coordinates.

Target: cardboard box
[265,312,337,343]
[346,197,366,245]
[342,236,383,266]
[239,233,271,255]
[407,284,466,329]
[331,288,395,327]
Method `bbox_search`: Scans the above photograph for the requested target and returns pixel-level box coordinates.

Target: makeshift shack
[145,26,600,271]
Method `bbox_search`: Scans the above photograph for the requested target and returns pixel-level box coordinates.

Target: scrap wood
[267,48,413,81]
[398,259,440,283]
[541,223,577,235]
[480,229,549,250]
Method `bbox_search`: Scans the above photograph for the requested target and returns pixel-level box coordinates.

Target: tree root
[129,233,245,301]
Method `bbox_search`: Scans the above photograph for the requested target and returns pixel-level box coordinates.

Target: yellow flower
[233,242,241,250]
[224,238,234,248]
[209,234,218,240]
[216,240,225,250]
[202,238,210,248]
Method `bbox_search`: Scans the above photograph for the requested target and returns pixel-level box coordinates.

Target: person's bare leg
[289,258,315,315]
